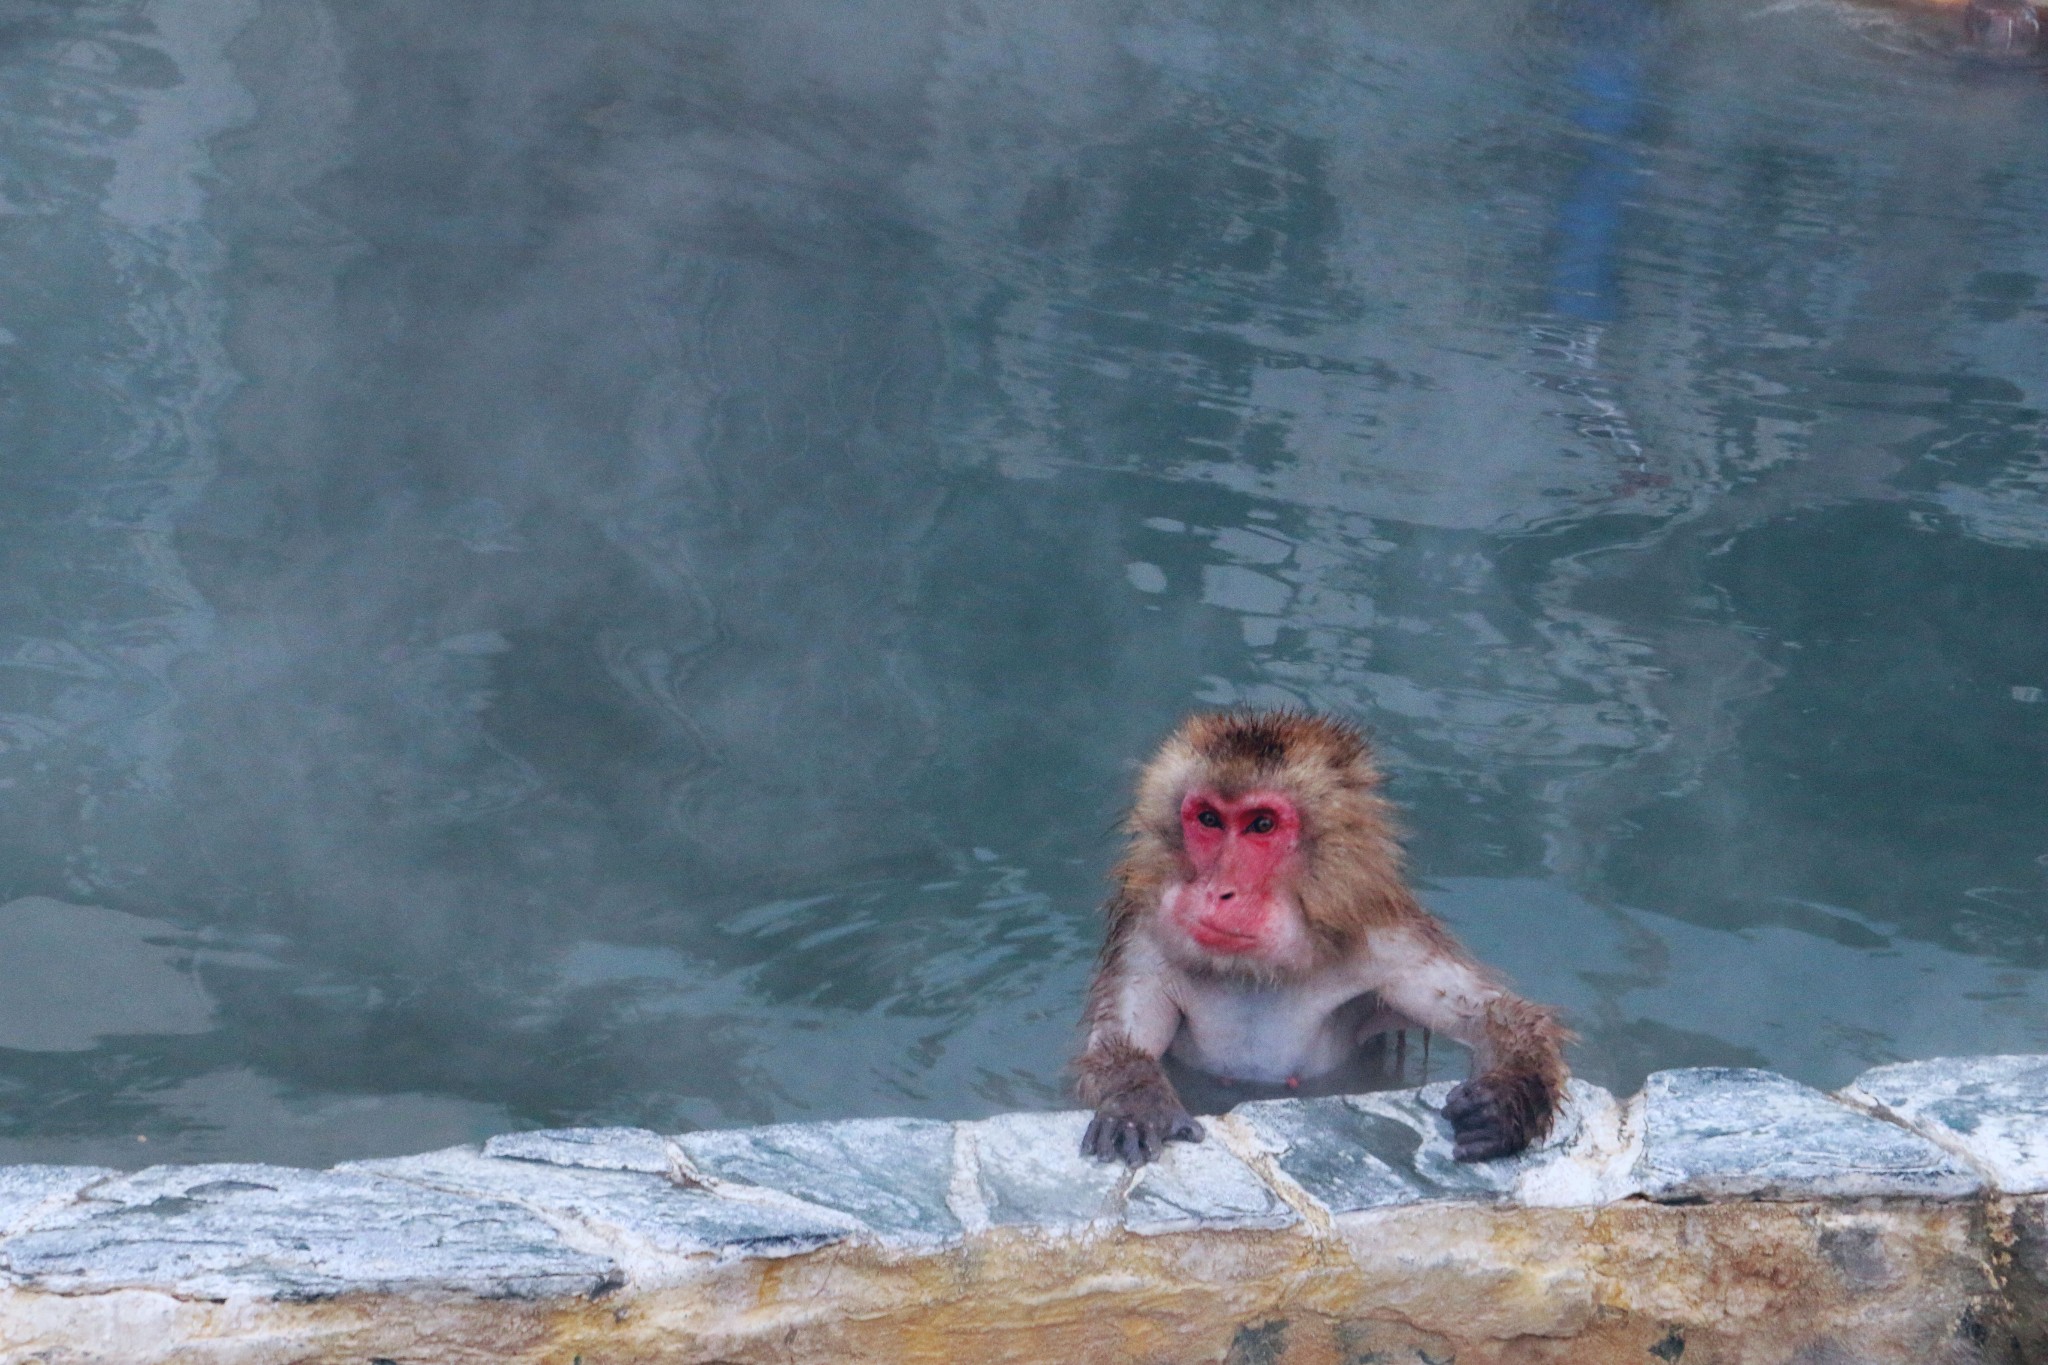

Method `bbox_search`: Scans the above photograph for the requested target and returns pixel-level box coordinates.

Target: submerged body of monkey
[1075,711,1569,1166]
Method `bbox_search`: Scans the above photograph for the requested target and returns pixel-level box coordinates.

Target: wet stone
[484,1125,674,1175]
[677,1117,961,1245]
[971,1111,1123,1229]
[1844,1055,2048,1194]
[0,1162,615,1300]
[356,1145,860,1263]
[1347,1085,1521,1201]
[0,1165,113,1236]
[1506,1080,1641,1207]
[1634,1068,1982,1203]
[1229,1096,1425,1214]
[969,1109,1287,1234]
[1234,1081,1640,1214]
[1122,1128,1295,1234]
[1228,1080,1613,1211]
[1355,1078,1620,1201]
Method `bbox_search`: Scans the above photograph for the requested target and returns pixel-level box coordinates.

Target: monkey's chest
[1169,981,1366,1084]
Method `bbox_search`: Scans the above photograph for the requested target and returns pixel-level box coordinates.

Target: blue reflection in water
[1550,0,1654,321]
[0,0,2041,1168]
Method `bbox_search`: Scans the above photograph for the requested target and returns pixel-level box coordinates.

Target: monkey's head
[1127,710,1408,978]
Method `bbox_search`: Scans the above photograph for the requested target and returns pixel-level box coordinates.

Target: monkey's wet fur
[1076,710,1570,1167]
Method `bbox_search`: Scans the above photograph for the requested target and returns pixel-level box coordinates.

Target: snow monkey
[1076,710,1569,1166]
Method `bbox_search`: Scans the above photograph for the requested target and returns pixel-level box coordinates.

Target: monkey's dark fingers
[1084,1113,1139,1163]
[1113,1119,1151,1167]
[1444,1079,1529,1162]
[1169,1113,1206,1144]
[1441,1080,1489,1123]
[1453,1125,1519,1162]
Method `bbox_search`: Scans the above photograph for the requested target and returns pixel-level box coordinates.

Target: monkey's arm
[1363,931,1569,1162]
[1075,933,1203,1167]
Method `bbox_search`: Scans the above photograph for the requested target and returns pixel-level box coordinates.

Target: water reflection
[0,0,2042,1165]
[0,899,215,1052]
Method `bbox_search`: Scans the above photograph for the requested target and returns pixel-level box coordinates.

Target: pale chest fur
[1165,972,1379,1084]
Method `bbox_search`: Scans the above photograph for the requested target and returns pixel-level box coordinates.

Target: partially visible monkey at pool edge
[1074,711,1569,1167]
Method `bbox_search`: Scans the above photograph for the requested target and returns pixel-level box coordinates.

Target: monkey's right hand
[1081,1094,1205,1167]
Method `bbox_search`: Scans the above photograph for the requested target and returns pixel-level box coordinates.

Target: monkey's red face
[1165,788,1306,962]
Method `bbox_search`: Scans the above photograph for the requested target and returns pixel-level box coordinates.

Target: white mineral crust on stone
[1843,1053,2048,1193]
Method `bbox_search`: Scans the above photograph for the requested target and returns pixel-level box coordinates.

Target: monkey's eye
[1245,811,1277,835]
[1196,809,1224,830]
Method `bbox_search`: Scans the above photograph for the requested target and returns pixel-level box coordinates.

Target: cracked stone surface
[1231,1079,1626,1214]
[483,1126,676,1175]
[0,1166,113,1236]
[1633,1068,1982,1202]
[676,1117,961,1244]
[1123,1122,1295,1234]
[0,1059,2038,1364]
[965,1110,1292,1233]
[1228,1096,1421,1214]
[1843,1054,2048,1194]
[353,1145,861,1264]
[0,1162,616,1300]
[970,1111,1124,1228]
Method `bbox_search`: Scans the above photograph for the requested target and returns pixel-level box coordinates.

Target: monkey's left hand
[1443,1072,1552,1163]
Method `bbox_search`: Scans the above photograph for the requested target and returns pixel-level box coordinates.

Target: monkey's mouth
[1190,922,1260,953]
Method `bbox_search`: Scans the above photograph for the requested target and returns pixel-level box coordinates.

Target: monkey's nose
[1218,890,1236,901]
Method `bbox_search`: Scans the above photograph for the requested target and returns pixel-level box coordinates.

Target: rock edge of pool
[1,1056,2046,1363]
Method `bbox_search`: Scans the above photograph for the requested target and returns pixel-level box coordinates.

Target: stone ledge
[0,1057,2039,1363]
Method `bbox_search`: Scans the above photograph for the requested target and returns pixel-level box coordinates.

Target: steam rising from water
[0,0,2043,1165]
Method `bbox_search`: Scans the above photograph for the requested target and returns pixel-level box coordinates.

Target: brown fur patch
[1073,1032,1177,1109]
[1478,995,1574,1144]
[1080,883,1147,1043]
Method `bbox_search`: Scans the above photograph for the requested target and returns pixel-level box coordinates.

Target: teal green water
[0,0,2044,1167]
